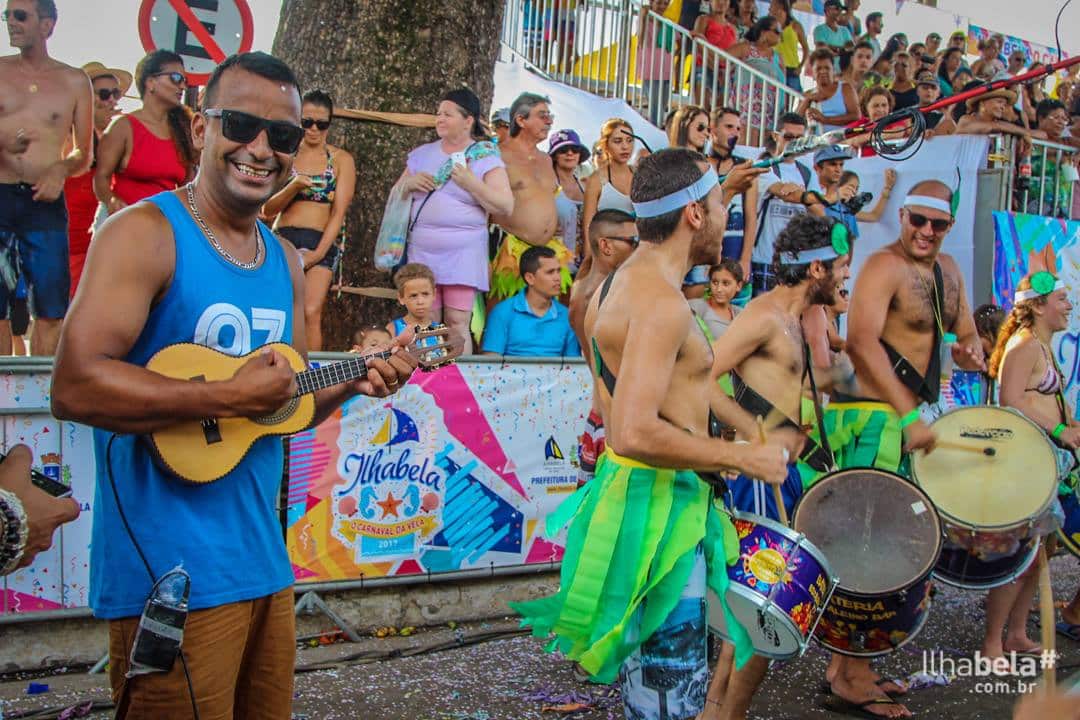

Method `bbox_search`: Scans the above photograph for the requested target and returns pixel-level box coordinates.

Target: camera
[843,191,873,214]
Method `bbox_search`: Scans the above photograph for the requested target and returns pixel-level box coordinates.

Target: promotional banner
[967,24,1062,67]
[286,361,591,584]
[0,371,95,616]
[992,212,1080,418]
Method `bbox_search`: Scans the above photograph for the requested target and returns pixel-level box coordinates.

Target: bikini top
[291,150,336,204]
[1029,343,1063,395]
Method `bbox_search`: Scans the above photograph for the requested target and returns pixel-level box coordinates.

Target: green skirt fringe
[509,449,754,683]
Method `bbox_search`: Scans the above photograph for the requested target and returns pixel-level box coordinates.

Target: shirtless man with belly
[489,93,571,303]
[0,0,92,355]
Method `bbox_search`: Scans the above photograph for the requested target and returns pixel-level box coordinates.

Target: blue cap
[814,145,851,165]
[548,129,591,161]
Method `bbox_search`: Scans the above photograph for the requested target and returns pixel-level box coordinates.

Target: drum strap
[803,340,836,471]
[880,262,945,405]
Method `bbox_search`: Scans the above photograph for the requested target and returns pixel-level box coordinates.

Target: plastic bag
[374,176,411,271]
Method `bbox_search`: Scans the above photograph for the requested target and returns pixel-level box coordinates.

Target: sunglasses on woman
[97,88,122,102]
[907,211,952,233]
[301,118,331,131]
[203,109,304,154]
[152,71,187,86]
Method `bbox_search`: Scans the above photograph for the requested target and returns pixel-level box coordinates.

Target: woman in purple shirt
[400,88,513,354]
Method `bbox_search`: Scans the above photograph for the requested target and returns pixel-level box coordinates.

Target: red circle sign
[137,0,255,87]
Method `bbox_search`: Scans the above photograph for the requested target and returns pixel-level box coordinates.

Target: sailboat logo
[372,407,420,446]
[544,436,564,461]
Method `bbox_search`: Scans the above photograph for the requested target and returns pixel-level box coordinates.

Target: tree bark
[273,0,505,350]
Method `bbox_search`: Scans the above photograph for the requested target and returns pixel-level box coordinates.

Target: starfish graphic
[376,491,403,519]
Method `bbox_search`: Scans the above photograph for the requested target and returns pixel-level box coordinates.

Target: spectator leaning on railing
[637,0,676,127]
[798,48,859,132]
[1027,99,1077,217]
[482,245,580,358]
[727,17,787,138]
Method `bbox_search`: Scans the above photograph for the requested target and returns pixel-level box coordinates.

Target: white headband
[904,195,953,215]
[1014,279,1066,302]
[632,169,719,219]
[780,244,844,266]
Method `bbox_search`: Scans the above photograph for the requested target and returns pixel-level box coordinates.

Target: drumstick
[926,440,997,456]
[1037,544,1056,695]
[757,416,790,526]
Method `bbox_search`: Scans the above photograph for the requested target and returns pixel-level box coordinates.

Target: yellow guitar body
[145,342,315,484]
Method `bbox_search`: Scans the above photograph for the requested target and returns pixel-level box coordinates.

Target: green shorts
[817,400,910,479]
[510,449,754,682]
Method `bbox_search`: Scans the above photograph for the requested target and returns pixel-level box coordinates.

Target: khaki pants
[109,587,295,720]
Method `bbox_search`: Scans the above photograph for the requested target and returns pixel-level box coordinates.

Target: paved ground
[3,556,1080,719]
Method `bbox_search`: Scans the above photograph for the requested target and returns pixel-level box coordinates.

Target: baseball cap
[490,107,511,127]
[950,30,966,39]
[548,129,591,161]
[814,145,851,165]
[915,70,938,87]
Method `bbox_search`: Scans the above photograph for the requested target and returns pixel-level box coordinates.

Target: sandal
[822,694,908,719]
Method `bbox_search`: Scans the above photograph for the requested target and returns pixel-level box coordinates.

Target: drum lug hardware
[853,631,866,651]
[897,589,907,603]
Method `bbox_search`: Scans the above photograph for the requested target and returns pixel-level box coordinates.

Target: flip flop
[818,680,907,699]
[1057,621,1080,642]
[821,694,908,719]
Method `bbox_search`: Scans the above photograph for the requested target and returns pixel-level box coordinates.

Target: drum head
[793,469,942,595]
[912,406,1056,528]
[708,586,804,660]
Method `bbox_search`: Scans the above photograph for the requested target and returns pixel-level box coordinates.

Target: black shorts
[277,226,340,272]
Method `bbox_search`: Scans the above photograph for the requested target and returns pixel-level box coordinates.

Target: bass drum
[793,468,942,657]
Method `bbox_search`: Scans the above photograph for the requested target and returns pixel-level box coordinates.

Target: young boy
[687,259,744,342]
[388,263,436,336]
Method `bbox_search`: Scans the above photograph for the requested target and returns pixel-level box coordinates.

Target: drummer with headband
[820,180,984,718]
[511,149,796,719]
[988,270,1077,662]
[702,213,849,720]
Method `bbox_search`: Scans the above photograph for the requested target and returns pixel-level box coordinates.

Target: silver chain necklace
[185,183,263,270]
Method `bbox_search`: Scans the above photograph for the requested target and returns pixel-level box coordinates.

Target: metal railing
[500,2,803,143]
[991,135,1077,219]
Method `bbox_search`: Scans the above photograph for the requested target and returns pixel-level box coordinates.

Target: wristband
[0,488,28,576]
[1053,423,1066,439]
[899,408,921,429]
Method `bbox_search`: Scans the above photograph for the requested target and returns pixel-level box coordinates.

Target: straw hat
[966,87,1018,112]
[81,62,134,97]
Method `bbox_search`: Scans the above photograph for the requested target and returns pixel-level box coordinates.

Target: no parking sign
[138,0,255,86]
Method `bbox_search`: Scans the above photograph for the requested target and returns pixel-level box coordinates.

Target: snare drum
[911,405,1057,590]
[793,469,942,657]
[708,511,837,660]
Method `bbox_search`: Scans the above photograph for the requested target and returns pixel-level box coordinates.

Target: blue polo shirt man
[482,245,581,357]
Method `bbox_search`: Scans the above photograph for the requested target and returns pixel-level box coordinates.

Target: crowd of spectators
[8,0,1080,365]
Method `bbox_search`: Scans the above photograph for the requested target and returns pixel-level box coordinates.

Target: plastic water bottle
[1017,156,1033,193]
[127,566,191,678]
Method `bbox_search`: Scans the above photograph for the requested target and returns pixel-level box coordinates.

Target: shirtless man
[0,0,93,355]
[703,213,850,720]
[489,93,569,304]
[568,208,637,487]
[821,180,984,718]
[512,149,793,720]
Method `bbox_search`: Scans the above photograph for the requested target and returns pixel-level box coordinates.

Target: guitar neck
[295,350,393,396]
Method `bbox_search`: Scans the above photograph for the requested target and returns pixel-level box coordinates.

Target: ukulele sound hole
[253,397,299,426]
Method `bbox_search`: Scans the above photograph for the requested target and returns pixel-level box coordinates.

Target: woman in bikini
[263,90,356,351]
[986,271,1080,667]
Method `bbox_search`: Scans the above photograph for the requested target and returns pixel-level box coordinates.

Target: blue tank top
[89,191,296,619]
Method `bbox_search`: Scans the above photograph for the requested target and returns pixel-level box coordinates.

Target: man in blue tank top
[50,53,418,719]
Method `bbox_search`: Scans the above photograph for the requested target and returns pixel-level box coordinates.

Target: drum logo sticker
[958,425,1014,441]
[748,547,787,585]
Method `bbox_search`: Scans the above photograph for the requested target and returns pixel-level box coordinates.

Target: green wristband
[899,408,921,429]
[1053,424,1066,439]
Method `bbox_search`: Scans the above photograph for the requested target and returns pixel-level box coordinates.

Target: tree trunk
[273,0,505,350]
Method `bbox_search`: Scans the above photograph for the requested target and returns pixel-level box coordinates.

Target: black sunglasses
[603,235,640,247]
[152,71,187,86]
[301,118,331,131]
[203,109,304,154]
[2,8,31,22]
[97,88,122,102]
[907,211,952,233]
[694,123,709,132]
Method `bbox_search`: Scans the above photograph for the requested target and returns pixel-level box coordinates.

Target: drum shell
[933,536,1039,590]
[813,577,934,657]
[708,511,836,660]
